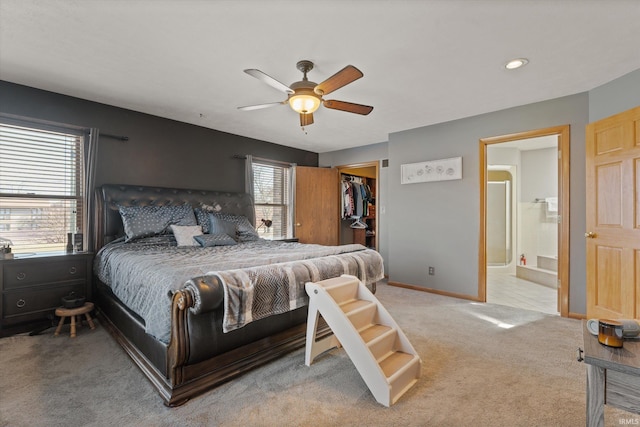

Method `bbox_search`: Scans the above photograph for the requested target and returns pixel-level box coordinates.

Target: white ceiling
[1,1,639,154]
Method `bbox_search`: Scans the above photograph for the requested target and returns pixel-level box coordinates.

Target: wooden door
[586,106,640,320]
[295,166,339,245]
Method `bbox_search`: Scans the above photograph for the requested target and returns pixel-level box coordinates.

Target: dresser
[0,252,93,337]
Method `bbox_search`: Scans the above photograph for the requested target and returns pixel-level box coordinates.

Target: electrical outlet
[428,266,435,275]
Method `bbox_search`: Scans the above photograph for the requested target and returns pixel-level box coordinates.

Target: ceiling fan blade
[237,101,286,111]
[300,112,314,126]
[323,100,373,115]
[314,65,363,96]
[244,69,294,94]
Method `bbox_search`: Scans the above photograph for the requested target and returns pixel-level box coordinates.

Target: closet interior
[339,165,377,250]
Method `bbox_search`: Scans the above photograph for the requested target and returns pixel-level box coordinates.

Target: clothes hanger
[342,175,363,184]
[350,217,367,229]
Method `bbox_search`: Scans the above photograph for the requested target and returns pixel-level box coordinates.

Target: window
[0,208,9,231]
[0,120,85,254]
[251,158,294,240]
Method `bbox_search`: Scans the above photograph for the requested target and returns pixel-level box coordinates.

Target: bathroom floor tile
[487,271,558,315]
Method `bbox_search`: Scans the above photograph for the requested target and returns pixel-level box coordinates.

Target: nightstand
[0,252,93,337]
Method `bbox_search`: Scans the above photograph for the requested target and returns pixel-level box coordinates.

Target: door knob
[296,223,301,227]
[585,231,596,238]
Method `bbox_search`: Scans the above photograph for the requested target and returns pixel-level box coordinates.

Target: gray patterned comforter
[94,238,384,343]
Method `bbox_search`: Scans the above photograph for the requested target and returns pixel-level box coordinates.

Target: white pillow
[170,225,202,247]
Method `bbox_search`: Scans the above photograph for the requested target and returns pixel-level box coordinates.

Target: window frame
[0,116,87,254]
[251,157,294,240]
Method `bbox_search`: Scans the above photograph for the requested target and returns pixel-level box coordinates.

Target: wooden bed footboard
[99,274,377,406]
[99,283,324,407]
[167,289,193,389]
[163,287,332,407]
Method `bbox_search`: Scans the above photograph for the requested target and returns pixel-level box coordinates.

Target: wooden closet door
[295,166,339,245]
[586,106,640,319]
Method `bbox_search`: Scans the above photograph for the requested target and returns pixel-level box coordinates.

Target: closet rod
[341,174,364,181]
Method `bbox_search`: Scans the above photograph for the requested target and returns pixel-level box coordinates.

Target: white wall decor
[401,156,462,184]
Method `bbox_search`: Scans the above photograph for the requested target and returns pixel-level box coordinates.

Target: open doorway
[479,126,570,317]
[336,161,379,251]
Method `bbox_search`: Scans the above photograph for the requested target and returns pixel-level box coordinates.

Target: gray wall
[589,69,640,122]
[0,81,318,193]
[387,93,589,313]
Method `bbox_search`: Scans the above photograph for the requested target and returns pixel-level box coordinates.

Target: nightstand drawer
[3,283,86,318]
[3,259,87,289]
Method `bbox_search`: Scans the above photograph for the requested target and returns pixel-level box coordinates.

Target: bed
[92,184,384,406]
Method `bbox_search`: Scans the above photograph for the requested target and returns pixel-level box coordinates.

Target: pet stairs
[305,274,421,407]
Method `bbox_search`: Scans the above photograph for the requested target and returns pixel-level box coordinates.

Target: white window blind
[0,121,84,254]
[252,159,293,240]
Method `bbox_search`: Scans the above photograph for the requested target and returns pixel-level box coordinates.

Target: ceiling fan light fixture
[505,58,529,70]
[288,92,321,114]
[240,60,373,125]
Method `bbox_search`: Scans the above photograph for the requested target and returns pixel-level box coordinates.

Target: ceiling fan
[237,60,373,127]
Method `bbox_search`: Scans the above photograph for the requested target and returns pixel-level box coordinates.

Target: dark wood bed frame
[93,184,333,406]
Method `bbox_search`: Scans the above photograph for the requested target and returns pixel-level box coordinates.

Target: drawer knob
[16,299,26,308]
[16,272,26,281]
[69,266,77,275]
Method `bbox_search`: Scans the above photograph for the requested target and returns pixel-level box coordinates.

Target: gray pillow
[194,233,237,247]
[194,208,211,234]
[209,213,260,242]
[119,204,197,242]
[195,203,223,233]
[208,215,237,240]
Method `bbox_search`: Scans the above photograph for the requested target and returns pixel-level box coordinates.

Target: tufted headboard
[94,184,255,252]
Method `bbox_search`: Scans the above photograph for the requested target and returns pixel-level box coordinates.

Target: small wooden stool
[54,302,96,338]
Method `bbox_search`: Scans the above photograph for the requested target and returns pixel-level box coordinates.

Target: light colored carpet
[0,283,635,427]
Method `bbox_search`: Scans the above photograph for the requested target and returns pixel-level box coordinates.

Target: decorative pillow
[170,225,202,247]
[194,233,237,247]
[195,204,223,233]
[208,215,237,239]
[119,204,197,242]
[209,213,260,242]
[194,208,211,234]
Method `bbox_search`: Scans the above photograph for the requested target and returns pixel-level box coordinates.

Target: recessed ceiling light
[505,58,529,70]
